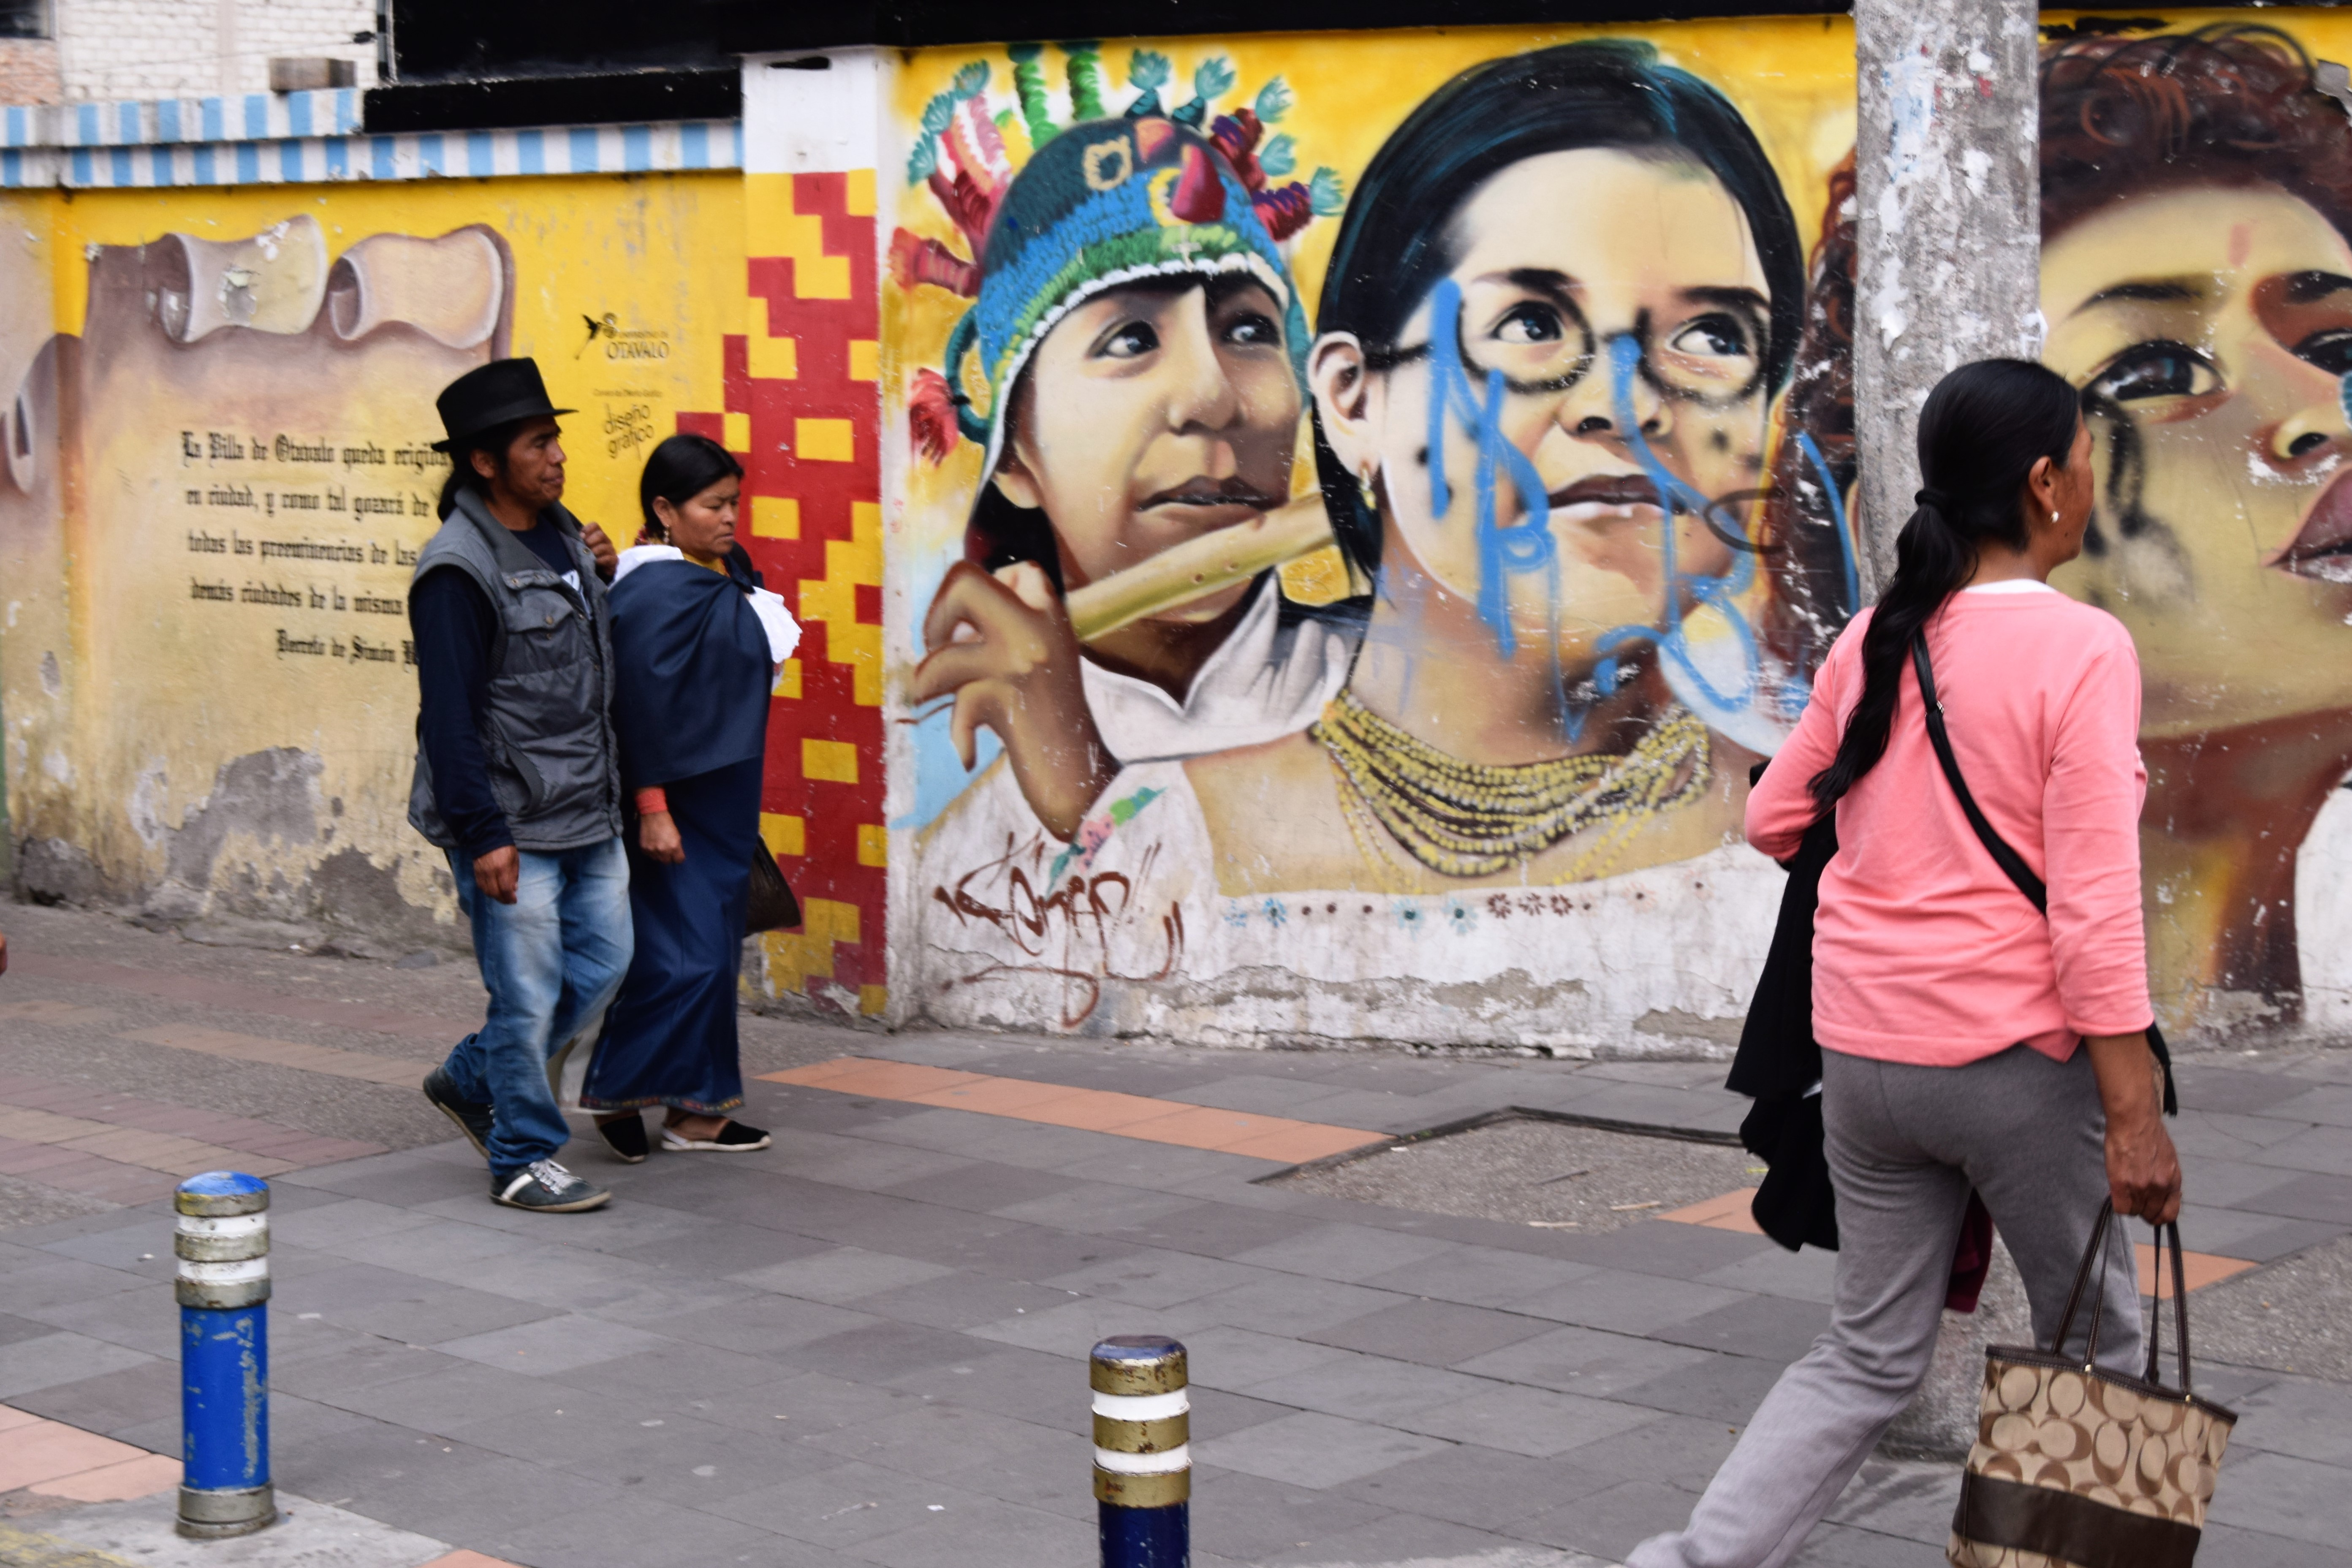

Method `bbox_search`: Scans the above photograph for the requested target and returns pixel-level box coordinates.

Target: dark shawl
[608,550,771,791]
[1728,791,1841,1254]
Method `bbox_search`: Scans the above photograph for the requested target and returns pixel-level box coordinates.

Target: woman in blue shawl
[583,434,799,1160]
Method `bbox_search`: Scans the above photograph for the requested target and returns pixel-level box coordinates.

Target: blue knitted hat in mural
[896,47,1343,478]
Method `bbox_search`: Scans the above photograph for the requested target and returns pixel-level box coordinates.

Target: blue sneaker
[422,1066,494,1160]
[494,1159,609,1213]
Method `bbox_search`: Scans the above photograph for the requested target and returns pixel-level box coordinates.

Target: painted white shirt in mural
[1081,578,1357,764]
[913,753,1786,1048]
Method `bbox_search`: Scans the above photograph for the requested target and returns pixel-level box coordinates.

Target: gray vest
[406,491,622,853]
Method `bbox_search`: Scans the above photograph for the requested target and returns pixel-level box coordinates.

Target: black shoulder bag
[1909,634,2177,1114]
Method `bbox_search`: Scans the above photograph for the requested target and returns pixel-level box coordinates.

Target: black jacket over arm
[1727,768,1840,1253]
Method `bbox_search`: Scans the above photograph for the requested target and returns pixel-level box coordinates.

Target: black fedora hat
[433,358,574,452]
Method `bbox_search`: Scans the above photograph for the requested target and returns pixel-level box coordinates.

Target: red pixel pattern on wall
[679,169,885,1015]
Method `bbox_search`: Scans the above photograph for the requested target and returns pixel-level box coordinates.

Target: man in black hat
[407,358,630,1214]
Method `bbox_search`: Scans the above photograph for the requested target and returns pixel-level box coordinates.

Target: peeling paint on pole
[1854,0,2042,593]
[1855,0,2040,1457]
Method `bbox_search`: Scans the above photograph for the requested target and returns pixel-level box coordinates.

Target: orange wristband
[634,787,668,815]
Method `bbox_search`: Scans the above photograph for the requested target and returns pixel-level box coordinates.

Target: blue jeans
[443,838,633,1178]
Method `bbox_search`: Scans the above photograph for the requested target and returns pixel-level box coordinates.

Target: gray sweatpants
[1626,1044,2143,1568]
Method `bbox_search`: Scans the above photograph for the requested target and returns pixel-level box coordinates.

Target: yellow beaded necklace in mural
[1309,689,1711,883]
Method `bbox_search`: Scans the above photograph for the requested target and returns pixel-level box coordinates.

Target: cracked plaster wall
[0,172,744,957]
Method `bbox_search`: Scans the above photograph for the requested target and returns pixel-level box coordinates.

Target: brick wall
[54,0,373,100]
[0,39,60,103]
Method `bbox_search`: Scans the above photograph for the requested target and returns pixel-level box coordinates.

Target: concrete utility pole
[1852,0,2043,595]
[1854,0,2043,1456]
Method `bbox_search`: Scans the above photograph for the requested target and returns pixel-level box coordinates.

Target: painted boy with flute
[896,54,1354,841]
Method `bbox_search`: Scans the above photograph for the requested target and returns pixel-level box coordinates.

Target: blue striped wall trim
[0,120,743,189]
[2,90,361,148]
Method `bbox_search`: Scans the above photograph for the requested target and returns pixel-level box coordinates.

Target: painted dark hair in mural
[2042,26,2352,558]
[2043,27,2352,238]
[1757,154,1859,680]
[1309,39,1806,577]
[1808,359,2081,809]
[639,432,744,541]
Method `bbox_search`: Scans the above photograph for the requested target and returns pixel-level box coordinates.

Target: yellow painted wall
[0,172,743,945]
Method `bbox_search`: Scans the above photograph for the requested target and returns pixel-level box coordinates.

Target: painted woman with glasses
[1170,39,1815,892]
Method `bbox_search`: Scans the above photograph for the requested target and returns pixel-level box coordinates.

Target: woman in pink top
[1632,359,2182,1568]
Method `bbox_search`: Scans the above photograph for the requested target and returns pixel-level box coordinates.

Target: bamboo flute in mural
[898,28,1861,1044]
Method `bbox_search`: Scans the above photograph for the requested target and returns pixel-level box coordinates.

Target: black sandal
[594,1114,649,1163]
[660,1120,771,1152]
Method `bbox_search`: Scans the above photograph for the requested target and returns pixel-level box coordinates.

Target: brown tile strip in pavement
[1659,1187,1768,1234]
[110,1022,427,1087]
[1660,1185,2258,1293]
[1,1000,429,1087]
[0,1102,296,1181]
[0,1140,177,1204]
[5,950,473,1041]
[0,1069,385,1200]
[759,1056,1386,1163]
[0,998,117,1027]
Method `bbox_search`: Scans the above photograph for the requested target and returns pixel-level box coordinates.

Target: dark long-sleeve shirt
[411,521,578,863]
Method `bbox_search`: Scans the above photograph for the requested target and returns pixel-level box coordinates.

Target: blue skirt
[582,755,762,1114]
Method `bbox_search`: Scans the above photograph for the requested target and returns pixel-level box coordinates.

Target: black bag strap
[1909,632,2177,1115]
[1910,633,2047,912]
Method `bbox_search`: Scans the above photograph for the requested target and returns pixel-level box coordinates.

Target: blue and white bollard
[1092,1335,1188,1568]
[174,1171,275,1539]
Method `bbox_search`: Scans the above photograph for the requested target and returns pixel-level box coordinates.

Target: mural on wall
[695,169,890,1019]
[2037,18,2352,1036]
[0,177,743,951]
[885,23,1861,1047]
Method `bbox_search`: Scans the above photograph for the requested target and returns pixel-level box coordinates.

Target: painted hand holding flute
[910,493,1337,840]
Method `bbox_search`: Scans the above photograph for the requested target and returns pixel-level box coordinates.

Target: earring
[2051,509,2060,524]
[1357,467,1378,512]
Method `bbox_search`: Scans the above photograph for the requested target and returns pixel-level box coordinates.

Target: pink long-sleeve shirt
[1746,583,2153,1065]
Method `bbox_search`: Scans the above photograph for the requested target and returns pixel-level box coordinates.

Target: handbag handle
[2051,1197,2119,1369]
[2048,1198,2199,1394]
[2142,1218,2195,1395]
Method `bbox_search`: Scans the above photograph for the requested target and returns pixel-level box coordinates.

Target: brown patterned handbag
[1949,1202,2235,1568]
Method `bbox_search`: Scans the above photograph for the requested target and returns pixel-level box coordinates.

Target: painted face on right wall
[2042,181,2352,736]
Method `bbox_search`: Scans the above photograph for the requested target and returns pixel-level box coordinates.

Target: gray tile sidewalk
[4,1032,2350,1566]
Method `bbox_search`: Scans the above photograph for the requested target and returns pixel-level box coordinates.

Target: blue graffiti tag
[1591,334,1761,714]
[1417,283,1771,725]
[1422,278,1556,661]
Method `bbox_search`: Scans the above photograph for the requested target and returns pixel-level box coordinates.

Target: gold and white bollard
[1092,1334,1188,1568]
